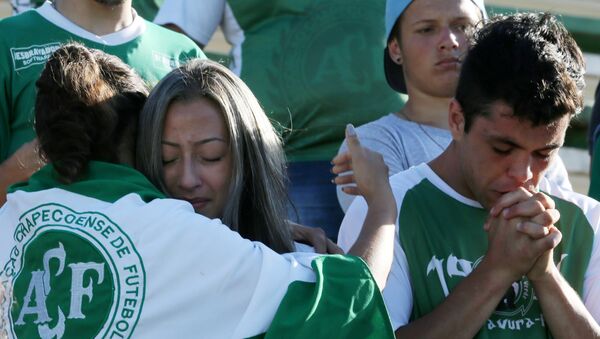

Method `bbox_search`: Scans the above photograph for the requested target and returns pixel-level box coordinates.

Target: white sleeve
[154,0,225,46]
[384,237,414,329]
[583,203,600,321]
[544,153,573,191]
[337,195,413,330]
[336,184,357,213]
[335,140,356,213]
[11,0,36,15]
[337,196,368,251]
[540,178,600,320]
[131,199,319,337]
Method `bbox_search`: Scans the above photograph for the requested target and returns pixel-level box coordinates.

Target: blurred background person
[0,0,202,205]
[8,0,162,20]
[154,0,406,240]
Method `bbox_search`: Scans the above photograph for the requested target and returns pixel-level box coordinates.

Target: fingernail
[502,209,509,217]
[346,124,356,137]
[516,222,523,230]
[489,206,496,216]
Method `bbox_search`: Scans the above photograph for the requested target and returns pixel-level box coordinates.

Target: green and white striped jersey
[339,163,600,337]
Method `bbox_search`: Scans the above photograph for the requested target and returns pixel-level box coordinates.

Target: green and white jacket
[0,162,393,338]
[339,163,600,338]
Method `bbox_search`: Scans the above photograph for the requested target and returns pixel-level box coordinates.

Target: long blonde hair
[136,59,294,253]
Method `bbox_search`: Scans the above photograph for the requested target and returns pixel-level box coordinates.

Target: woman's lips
[185,197,209,210]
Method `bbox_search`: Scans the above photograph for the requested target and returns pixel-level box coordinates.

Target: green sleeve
[191,44,206,60]
[132,0,163,21]
[256,255,394,338]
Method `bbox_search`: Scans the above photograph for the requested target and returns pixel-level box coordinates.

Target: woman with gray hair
[137,59,336,253]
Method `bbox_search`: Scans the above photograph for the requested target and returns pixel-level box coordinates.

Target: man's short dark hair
[456,12,585,132]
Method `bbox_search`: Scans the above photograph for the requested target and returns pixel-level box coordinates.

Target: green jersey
[132,0,164,21]
[155,0,406,161]
[0,2,204,161]
[9,1,161,21]
[339,163,600,337]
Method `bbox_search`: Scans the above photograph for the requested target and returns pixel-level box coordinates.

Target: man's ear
[449,99,466,140]
[388,37,403,65]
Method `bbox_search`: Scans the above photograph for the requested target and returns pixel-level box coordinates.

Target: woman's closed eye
[194,152,225,163]
[201,156,223,163]
[162,157,178,165]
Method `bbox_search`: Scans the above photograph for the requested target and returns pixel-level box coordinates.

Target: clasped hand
[483,187,562,284]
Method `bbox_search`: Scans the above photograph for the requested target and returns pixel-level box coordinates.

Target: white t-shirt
[154,0,245,74]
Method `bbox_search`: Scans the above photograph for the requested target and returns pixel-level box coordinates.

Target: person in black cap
[336,0,572,212]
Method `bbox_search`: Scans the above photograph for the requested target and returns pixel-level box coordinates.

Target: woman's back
[0,43,394,338]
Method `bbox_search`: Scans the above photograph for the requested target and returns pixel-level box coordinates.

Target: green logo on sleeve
[1,204,146,339]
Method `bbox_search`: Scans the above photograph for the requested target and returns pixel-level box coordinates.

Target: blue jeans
[287,161,344,241]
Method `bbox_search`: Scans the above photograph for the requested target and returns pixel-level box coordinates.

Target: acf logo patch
[1,203,145,338]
